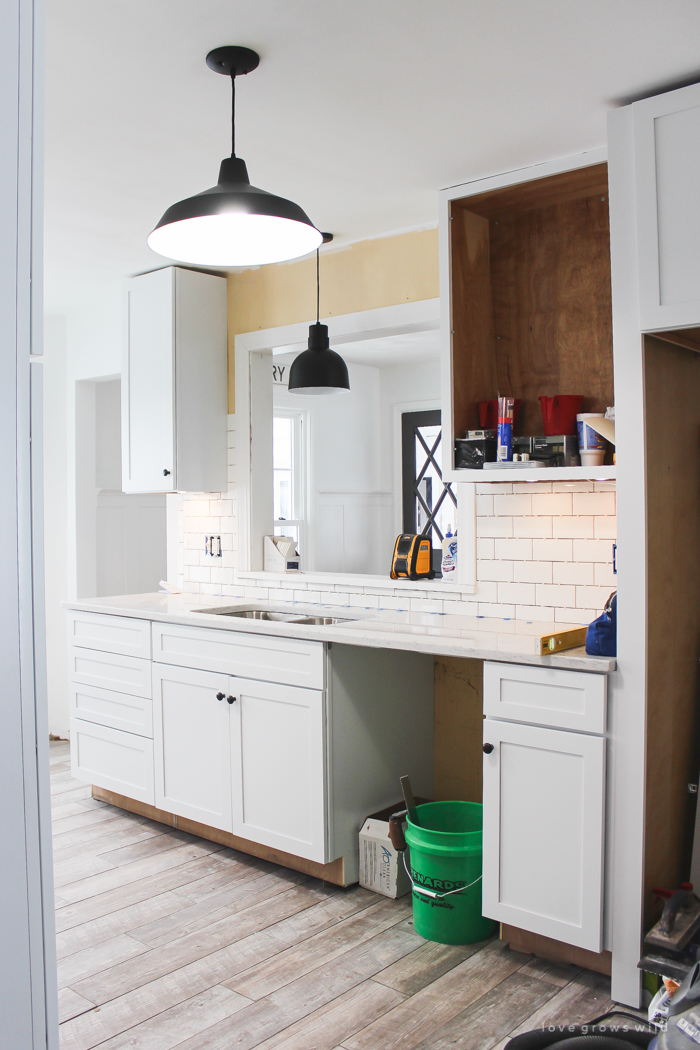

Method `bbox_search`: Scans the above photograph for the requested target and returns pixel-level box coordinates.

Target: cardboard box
[358,799,431,899]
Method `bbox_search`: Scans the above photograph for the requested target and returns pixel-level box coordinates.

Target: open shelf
[448,162,615,480]
[453,465,616,484]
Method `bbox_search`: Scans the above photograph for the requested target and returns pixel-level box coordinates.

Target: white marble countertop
[63,592,615,673]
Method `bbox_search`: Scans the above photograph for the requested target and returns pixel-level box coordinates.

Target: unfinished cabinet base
[501,924,612,976]
[91,786,346,886]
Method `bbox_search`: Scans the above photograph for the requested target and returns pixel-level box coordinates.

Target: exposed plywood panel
[91,786,346,886]
[454,164,609,221]
[502,925,612,976]
[434,657,484,803]
[451,210,497,437]
[644,334,700,922]
[490,195,613,435]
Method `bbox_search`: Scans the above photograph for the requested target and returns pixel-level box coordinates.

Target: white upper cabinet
[122,266,228,493]
[626,82,700,330]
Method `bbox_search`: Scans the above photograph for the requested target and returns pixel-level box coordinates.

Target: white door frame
[1,0,59,1045]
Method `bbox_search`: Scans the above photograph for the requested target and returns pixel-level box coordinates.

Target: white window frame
[273,407,309,565]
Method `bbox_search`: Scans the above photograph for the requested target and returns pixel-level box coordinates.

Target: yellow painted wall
[227,226,439,412]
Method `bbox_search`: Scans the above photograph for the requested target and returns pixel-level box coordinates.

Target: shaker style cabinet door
[630,82,700,330]
[152,663,232,832]
[122,267,176,493]
[229,676,327,863]
[482,717,606,951]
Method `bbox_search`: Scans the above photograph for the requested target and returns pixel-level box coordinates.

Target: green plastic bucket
[405,801,496,945]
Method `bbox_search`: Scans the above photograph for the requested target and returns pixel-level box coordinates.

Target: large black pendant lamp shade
[147,46,322,267]
[288,244,350,394]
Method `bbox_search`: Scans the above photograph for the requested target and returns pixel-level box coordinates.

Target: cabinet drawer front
[67,610,151,659]
[70,718,155,805]
[484,661,606,734]
[230,676,326,863]
[152,622,324,689]
[69,683,153,738]
[69,647,152,699]
[482,718,605,952]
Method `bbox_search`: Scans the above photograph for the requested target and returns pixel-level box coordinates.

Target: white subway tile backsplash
[575,586,613,610]
[512,516,553,539]
[594,562,617,587]
[476,516,513,538]
[532,492,572,516]
[552,516,595,539]
[478,602,516,618]
[515,604,555,622]
[513,561,553,584]
[555,607,595,626]
[536,583,576,607]
[532,539,573,562]
[348,593,380,609]
[573,539,614,563]
[476,538,495,560]
[594,517,618,539]
[478,560,514,583]
[473,580,499,603]
[553,562,594,586]
[493,494,532,516]
[476,482,513,495]
[498,582,536,605]
[409,598,444,614]
[514,481,552,494]
[552,481,594,493]
[476,494,494,516]
[494,538,533,561]
[573,491,615,516]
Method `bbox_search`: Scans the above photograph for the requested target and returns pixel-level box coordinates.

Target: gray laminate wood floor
[51,739,617,1050]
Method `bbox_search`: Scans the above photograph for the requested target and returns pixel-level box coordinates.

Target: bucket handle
[402,851,482,900]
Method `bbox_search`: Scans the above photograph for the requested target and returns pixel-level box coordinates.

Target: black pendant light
[288,242,350,395]
[148,46,322,267]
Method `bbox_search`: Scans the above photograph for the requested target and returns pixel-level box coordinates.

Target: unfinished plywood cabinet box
[440,152,615,482]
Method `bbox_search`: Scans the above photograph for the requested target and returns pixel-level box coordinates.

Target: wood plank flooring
[50,740,618,1050]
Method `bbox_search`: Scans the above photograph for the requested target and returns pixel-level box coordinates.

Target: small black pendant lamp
[288,241,350,394]
[148,46,322,267]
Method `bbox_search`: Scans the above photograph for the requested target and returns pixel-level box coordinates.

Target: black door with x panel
[401,410,457,576]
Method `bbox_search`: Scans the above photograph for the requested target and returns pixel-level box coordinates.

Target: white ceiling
[45,0,700,314]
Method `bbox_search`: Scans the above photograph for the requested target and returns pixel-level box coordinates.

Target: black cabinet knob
[216,692,225,701]
[226,695,237,705]
[163,469,171,476]
[483,743,494,754]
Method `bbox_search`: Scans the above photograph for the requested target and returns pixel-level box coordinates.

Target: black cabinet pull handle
[483,743,494,754]
[163,469,171,476]
[226,695,237,704]
[216,692,225,701]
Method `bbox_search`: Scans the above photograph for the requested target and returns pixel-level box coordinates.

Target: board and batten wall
[172,226,617,625]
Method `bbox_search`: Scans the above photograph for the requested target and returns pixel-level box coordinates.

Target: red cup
[538,395,584,436]
[479,399,522,431]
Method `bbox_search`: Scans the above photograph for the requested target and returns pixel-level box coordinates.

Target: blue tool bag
[586,591,617,657]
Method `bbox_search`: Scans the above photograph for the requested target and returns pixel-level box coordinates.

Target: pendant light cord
[230,72,236,157]
[316,248,320,324]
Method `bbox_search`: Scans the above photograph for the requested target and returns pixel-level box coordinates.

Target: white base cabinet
[68,611,434,883]
[482,661,607,953]
[70,718,155,805]
[152,663,232,832]
[230,677,326,863]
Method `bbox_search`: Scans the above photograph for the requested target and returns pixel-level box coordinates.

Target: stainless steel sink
[195,606,354,625]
